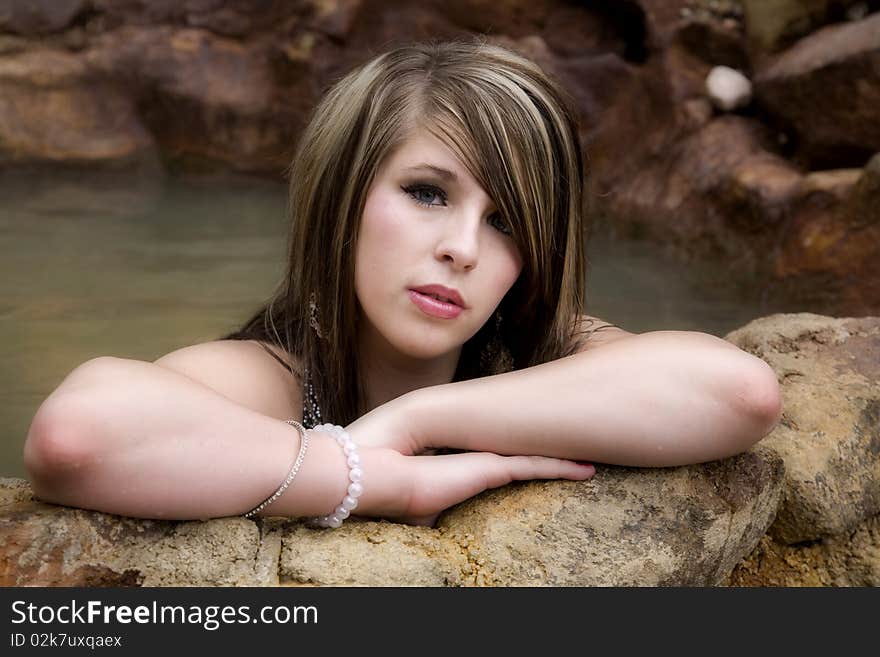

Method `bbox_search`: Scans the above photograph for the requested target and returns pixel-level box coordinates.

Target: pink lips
[410,284,466,307]
[408,289,463,319]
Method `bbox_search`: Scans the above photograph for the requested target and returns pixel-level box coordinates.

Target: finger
[403,453,595,517]
[501,455,596,484]
[417,452,595,487]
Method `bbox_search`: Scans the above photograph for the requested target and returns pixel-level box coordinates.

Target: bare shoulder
[153,339,302,421]
[569,314,636,353]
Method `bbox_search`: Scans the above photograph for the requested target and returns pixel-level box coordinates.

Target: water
[0,169,795,478]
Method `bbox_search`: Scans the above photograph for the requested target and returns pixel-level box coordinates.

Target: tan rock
[0,496,268,586]
[1,435,783,586]
[437,449,783,586]
[725,313,880,544]
[276,519,470,586]
[726,512,880,586]
[0,477,32,507]
[276,446,783,586]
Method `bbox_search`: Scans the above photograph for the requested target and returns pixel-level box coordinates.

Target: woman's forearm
[404,331,782,467]
[23,358,403,521]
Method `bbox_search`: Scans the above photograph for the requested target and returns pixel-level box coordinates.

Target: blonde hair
[224,37,598,425]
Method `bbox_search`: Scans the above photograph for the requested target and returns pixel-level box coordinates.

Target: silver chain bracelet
[243,420,309,518]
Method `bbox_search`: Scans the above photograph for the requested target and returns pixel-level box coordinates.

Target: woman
[23,39,782,528]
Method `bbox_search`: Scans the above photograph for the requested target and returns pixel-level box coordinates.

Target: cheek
[361,193,406,247]
[495,245,524,295]
[355,191,409,295]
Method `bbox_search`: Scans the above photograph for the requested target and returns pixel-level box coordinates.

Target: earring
[308,291,325,339]
[480,310,514,375]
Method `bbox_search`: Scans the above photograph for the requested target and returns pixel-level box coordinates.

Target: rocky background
[1,0,879,317]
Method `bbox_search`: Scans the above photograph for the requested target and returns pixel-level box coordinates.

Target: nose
[435,212,481,271]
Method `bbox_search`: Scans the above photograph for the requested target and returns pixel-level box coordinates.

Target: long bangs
[421,72,568,307]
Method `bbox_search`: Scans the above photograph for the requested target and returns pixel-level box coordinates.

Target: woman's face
[354,128,524,363]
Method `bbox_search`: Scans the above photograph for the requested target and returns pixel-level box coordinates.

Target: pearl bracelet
[309,423,363,528]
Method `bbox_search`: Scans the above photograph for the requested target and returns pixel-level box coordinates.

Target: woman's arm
[400,331,782,467]
[23,357,592,522]
[23,357,399,520]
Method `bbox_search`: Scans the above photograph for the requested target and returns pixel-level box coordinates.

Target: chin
[398,339,460,361]
[360,305,471,361]
[386,329,462,361]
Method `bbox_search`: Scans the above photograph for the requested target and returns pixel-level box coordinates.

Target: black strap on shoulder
[256,341,293,374]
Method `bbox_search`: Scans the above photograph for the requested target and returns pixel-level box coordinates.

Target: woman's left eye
[488,214,512,236]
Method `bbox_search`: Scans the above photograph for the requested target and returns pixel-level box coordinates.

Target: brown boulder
[91,0,308,34]
[540,3,630,58]
[90,0,186,27]
[305,0,364,41]
[442,0,555,38]
[180,0,308,38]
[673,17,749,72]
[597,114,800,269]
[84,25,299,173]
[0,0,88,36]
[0,48,157,169]
[719,153,804,231]
[755,13,880,168]
[637,0,693,48]
[775,154,880,314]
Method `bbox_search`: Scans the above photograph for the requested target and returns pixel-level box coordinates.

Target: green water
[0,169,790,478]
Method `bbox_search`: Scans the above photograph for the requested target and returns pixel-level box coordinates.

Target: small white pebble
[706,65,752,111]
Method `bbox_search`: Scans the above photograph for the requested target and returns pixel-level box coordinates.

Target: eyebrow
[403,164,459,182]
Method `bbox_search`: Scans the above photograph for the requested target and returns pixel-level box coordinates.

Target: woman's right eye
[402,184,447,207]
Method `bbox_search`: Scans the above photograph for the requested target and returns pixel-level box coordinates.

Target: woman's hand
[360,446,595,528]
[345,393,425,455]
[343,395,595,527]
